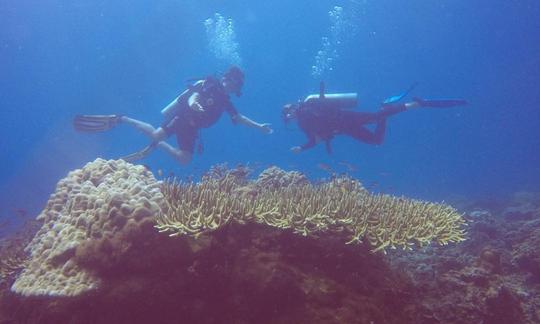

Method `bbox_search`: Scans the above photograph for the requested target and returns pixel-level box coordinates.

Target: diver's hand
[259,123,273,134]
[290,146,302,154]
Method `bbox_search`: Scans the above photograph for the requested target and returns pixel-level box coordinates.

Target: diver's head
[222,66,244,97]
[281,103,299,124]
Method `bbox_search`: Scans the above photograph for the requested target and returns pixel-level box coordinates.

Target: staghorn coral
[0,251,27,283]
[350,194,467,252]
[0,254,27,284]
[255,166,309,189]
[203,162,252,184]
[156,168,466,252]
[156,174,253,237]
[11,158,164,297]
[0,220,41,286]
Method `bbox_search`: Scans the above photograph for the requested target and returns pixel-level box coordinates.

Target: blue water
[1,0,539,224]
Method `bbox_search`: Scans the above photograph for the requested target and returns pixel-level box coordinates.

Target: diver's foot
[411,97,425,108]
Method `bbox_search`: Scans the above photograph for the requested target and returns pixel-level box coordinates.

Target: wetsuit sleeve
[300,132,317,151]
[225,101,240,124]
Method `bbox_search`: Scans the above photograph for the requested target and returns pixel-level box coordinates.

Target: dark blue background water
[1,0,539,226]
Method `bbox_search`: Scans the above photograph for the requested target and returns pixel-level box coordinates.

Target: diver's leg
[156,142,192,165]
[341,105,406,127]
[338,111,389,145]
[155,126,197,165]
[120,116,166,142]
[379,103,408,118]
[345,119,387,145]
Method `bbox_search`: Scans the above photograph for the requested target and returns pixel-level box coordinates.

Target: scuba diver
[282,82,467,154]
[73,66,273,165]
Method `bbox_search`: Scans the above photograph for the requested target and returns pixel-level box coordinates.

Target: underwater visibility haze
[1,0,540,323]
[1,0,539,215]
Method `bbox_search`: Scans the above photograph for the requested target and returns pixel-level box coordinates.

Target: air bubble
[204,13,242,66]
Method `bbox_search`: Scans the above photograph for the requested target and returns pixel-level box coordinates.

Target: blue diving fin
[383,82,419,105]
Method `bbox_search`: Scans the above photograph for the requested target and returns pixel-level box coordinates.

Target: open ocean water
[1,0,539,221]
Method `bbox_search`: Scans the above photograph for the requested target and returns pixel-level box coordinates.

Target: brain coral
[11,158,164,297]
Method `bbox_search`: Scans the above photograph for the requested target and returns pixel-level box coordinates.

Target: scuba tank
[160,80,205,124]
[303,82,358,110]
[161,89,189,124]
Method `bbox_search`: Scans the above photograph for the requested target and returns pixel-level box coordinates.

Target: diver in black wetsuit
[74,66,273,165]
[281,83,467,154]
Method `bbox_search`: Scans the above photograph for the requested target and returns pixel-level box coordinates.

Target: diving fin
[73,114,123,132]
[383,82,419,105]
[120,142,158,162]
[413,97,468,108]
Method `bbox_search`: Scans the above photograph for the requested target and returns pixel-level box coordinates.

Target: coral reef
[388,192,540,323]
[0,160,485,324]
[1,223,418,324]
[157,166,466,252]
[255,166,309,189]
[0,220,40,288]
[10,158,164,297]
[1,159,539,323]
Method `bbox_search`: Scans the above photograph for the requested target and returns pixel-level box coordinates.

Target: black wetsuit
[296,102,406,153]
[163,77,238,153]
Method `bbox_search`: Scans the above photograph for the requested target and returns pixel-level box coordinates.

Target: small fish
[317,163,332,172]
[12,208,28,218]
[365,181,379,190]
[250,161,263,169]
[142,164,151,171]
[338,161,358,172]
[157,169,163,177]
[0,219,10,229]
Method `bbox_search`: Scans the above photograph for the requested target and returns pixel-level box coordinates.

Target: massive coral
[11,158,164,296]
[156,166,466,252]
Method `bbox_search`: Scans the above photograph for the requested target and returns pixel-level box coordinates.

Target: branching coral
[156,174,253,237]
[255,166,309,189]
[349,194,467,252]
[0,256,26,281]
[156,167,466,252]
[0,220,40,286]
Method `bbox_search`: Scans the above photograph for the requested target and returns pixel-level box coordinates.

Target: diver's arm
[233,114,273,134]
[300,136,317,150]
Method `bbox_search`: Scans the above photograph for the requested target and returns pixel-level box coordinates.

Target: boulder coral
[11,158,164,296]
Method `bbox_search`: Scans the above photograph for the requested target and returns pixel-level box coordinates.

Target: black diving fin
[120,142,158,162]
[413,97,468,108]
[73,114,122,132]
